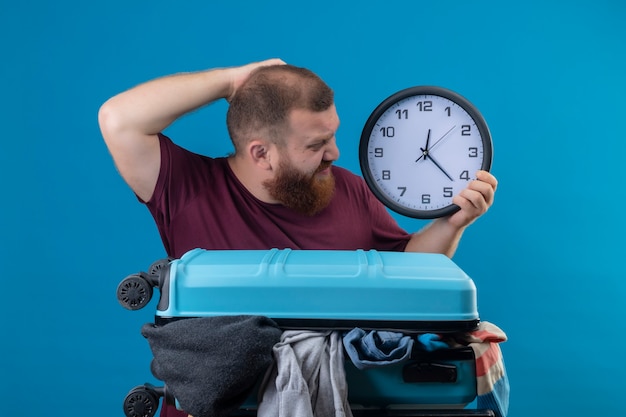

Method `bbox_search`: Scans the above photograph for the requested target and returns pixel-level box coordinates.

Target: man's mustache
[315,160,333,173]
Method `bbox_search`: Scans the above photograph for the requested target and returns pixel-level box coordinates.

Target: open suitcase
[117,248,495,417]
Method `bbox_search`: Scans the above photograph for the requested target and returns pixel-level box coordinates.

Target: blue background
[1,1,624,416]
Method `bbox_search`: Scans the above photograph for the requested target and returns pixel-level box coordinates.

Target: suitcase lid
[156,249,479,332]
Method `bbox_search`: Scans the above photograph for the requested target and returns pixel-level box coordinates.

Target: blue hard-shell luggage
[117,249,495,417]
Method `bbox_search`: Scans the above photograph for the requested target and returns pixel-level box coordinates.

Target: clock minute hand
[425,151,454,181]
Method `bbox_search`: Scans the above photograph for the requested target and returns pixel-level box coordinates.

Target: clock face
[359,86,492,219]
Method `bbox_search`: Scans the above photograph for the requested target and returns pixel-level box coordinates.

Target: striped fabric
[455,321,510,417]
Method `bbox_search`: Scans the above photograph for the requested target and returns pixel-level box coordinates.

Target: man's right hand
[226,58,286,102]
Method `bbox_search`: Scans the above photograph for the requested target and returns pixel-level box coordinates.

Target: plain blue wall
[1,1,624,416]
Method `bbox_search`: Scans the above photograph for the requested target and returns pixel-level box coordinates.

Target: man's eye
[310,140,329,151]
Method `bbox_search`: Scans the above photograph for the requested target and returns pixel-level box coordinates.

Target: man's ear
[248,140,273,171]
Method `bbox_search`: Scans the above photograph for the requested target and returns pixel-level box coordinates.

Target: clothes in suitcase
[117,248,501,417]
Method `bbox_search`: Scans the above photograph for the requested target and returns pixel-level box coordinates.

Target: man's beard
[263,159,335,216]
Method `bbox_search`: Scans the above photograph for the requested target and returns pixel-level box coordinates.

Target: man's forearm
[101,68,231,136]
[404,218,465,257]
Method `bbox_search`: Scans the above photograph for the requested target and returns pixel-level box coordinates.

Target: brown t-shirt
[144,134,410,259]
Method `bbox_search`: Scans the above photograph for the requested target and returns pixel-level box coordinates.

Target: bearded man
[98,59,497,417]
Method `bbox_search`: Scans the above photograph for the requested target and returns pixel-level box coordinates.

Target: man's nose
[325,140,340,161]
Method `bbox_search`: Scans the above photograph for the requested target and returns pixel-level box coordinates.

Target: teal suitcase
[117,249,492,417]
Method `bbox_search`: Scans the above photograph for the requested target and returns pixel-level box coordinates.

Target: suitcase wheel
[122,384,162,417]
[148,258,170,276]
[116,274,153,310]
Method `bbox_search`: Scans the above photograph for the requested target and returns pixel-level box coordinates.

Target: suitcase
[117,248,494,417]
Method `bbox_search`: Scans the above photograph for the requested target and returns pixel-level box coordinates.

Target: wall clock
[359,86,493,219]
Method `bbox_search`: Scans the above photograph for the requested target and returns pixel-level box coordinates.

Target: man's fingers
[476,170,498,193]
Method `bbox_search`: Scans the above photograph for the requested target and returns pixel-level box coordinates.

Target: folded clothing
[343,328,414,370]
[141,315,282,417]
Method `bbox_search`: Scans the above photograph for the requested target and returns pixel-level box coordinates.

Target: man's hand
[226,58,286,102]
[448,170,498,229]
[404,170,497,257]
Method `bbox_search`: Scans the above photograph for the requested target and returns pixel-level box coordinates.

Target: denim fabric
[343,328,414,370]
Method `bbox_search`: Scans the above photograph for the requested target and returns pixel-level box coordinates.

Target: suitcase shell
[120,248,483,413]
[154,248,479,333]
[344,346,477,408]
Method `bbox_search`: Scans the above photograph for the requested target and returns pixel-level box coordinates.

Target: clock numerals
[416,101,432,111]
[380,126,395,137]
[460,170,470,181]
[468,147,478,158]
[395,109,408,119]
[421,187,454,205]
[461,125,471,136]
[398,186,406,197]
[374,147,384,158]
[382,170,391,180]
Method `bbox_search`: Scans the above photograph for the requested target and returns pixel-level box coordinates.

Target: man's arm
[404,170,498,257]
[97,58,285,202]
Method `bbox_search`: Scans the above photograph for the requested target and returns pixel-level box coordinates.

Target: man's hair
[226,64,334,152]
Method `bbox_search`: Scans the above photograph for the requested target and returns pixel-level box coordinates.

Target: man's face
[263,105,340,216]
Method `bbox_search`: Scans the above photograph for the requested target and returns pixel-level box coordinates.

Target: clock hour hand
[423,150,454,181]
[415,129,431,163]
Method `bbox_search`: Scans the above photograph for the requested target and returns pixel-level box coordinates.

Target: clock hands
[415,129,431,163]
[429,125,457,152]
[415,128,454,181]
